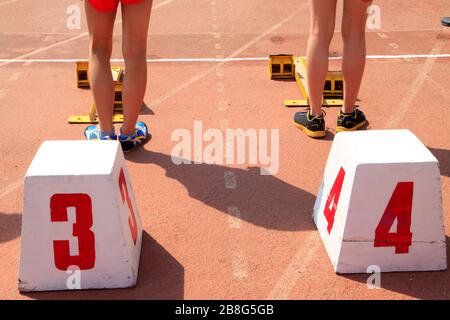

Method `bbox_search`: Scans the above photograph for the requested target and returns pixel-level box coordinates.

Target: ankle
[310,109,323,118]
[98,126,115,137]
[120,127,135,137]
[341,106,355,114]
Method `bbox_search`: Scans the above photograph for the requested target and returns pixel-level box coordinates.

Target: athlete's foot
[84,125,117,140]
[118,121,149,152]
[336,106,367,132]
[293,109,327,138]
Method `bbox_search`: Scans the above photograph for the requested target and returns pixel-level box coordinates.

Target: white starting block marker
[313,129,447,274]
[19,140,143,291]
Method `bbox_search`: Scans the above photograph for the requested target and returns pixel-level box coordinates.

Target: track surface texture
[0,0,450,299]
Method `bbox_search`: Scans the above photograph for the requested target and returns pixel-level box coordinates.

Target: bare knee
[308,29,334,47]
[122,44,147,64]
[341,28,366,44]
[90,39,112,62]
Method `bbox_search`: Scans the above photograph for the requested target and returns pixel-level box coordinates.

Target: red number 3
[119,168,138,245]
[51,194,96,271]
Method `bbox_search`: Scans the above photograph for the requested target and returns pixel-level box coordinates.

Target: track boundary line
[149,3,309,107]
[0,178,21,200]
[0,0,19,7]
[384,40,446,129]
[0,0,177,69]
[1,53,449,64]
[267,232,321,300]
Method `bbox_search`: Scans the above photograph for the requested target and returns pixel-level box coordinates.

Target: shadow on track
[21,231,184,300]
[126,150,317,231]
[0,212,21,244]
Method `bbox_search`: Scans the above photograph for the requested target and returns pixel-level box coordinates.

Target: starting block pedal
[71,62,125,124]
[293,57,343,100]
[313,129,447,274]
[76,61,90,88]
[76,61,124,88]
[283,99,343,108]
[19,140,143,291]
[68,102,124,124]
[269,54,295,79]
[270,54,345,107]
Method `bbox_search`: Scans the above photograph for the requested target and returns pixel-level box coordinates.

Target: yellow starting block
[269,54,294,79]
[269,55,345,108]
[68,102,124,124]
[70,62,125,124]
[76,61,90,88]
[284,99,343,108]
[76,61,124,88]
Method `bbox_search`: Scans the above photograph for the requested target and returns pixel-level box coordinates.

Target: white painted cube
[313,130,446,274]
[19,140,143,291]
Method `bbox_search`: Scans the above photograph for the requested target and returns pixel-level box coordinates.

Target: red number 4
[374,182,413,254]
[324,167,346,234]
[323,168,414,255]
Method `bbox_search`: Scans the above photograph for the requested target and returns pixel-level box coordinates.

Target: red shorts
[88,0,144,13]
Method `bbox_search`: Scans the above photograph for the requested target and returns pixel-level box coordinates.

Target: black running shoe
[336,107,367,132]
[293,109,326,138]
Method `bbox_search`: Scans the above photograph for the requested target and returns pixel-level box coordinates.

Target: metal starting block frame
[69,62,125,124]
[269,55,345,108]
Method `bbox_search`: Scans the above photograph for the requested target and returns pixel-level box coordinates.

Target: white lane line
[8,72,20,81]
[149,5,307,108]
[377,32,389,39]
[227,207,242,230]
[0,0,176,69]
[0,89,8,98]
[0,2,306,70]
[384,40,446,129]
[224,170,237,189]
[0,179,21,200]
[218,100,228,111]
[1,53,449,64]
[0,32,91,68]
[153,0,176,9]
[388,43,400,49]
[267,232,321,300]
[232,250,248,280]
[216,82,225,92]
[0,0,18,7]
[0,32,84,36]
[220,119,229,131]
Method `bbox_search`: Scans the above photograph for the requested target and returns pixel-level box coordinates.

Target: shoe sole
[335,120,367,133]
[293,121,326,138]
